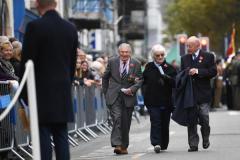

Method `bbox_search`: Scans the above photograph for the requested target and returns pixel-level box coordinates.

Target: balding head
[36,0,57,15]
[36,0,56,6]
[186,36,200,54]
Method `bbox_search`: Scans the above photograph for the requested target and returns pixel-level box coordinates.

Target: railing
[0,60,41,160]
[67,84,111,143]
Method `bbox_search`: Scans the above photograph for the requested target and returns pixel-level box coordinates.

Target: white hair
[0,36,9,45]
[118,43,132,53]
[150,44,166,59]
[12,41,22,50]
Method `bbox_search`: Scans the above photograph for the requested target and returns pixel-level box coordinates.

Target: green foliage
[163,0,240,54]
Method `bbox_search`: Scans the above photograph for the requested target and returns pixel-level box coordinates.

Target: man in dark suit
[20,0,78,159]
[181,36,217,152]
[102,43,142,154]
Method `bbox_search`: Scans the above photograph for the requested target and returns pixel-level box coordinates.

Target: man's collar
[193,49,200,57]
[120,58,130,64]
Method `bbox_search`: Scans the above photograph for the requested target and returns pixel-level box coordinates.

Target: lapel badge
[130,63,135,67]
[199,56,203,63]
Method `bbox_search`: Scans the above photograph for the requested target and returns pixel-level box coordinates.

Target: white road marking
[228,111,240,116]
[132,153,146,159]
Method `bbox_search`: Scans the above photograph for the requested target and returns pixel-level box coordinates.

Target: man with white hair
[102,43,142,155]
[181,36,217,152]
[20,0,78,159]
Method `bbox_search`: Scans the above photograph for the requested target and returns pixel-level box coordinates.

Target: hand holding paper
[121,88,133,96]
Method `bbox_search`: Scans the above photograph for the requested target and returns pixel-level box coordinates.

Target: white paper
[121,88,128,92]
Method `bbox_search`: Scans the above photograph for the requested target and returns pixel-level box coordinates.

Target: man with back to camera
[181,36,217,152]
[19,0,78,159]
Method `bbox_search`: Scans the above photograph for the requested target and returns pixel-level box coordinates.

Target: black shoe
[188,146,198,152]
[203,142,210,149]
[154,145,161,153]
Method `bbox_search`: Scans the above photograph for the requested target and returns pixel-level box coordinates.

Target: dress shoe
[114,146,122,154]
[120,147,128,154]
[188,146,198,152]
[154,145,161,153]
[203,142,210,149]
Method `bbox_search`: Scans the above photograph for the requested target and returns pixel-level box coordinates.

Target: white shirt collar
[193,49,200,57]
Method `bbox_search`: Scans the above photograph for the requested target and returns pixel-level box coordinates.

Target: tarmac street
[70,110,240,160]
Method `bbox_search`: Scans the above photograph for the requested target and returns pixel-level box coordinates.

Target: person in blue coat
[19,0,78,159]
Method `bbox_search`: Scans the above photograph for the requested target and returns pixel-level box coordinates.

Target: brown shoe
[114,146,122,154]
[120,147,128,154]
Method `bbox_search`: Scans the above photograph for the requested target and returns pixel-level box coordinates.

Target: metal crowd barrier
[1,81,139,157]
[0,82,111,158]
[67,84,111,144]
[0,81,32,160]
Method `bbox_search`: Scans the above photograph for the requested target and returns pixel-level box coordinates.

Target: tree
[163,0,240,55]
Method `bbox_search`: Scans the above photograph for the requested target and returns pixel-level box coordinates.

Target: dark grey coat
[102,56,142,107]
[172,70,198,126]
[20,10,78,124]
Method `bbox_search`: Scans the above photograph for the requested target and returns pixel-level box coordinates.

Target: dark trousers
[147,107,171,149]
[187,103,210,147]
[39,123,70,160]
[109,95,134,148]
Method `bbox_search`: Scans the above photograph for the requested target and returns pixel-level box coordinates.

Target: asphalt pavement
[70,109,240,160]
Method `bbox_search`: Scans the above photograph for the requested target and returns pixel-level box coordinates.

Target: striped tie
[121,62,127,79]
[192,54,197,60]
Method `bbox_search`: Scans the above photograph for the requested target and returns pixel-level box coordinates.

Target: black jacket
[20,10,78,124]
[181,50,217,104]
[142,61,176,108]
[172,70,198,126]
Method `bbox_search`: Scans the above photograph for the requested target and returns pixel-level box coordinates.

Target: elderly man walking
[181,36,217,152]
[102,43,142,155]
[20,0,78,159]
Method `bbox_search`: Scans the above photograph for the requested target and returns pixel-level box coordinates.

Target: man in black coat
[19,0,78,159]
[181,36,217,152]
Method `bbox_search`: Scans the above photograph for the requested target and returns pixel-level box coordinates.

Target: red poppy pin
[199,56,204,63]
[130,63,135,67]
[164,64,168,68]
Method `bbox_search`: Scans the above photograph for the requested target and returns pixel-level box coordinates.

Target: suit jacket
[142,61,176,108]
[102,56,142,107]
[181,50,217,104]
[20,10,78,124]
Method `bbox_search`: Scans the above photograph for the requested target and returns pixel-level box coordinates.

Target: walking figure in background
[20,0,78,159]
[180,36,217,152]
[102,43,142,155]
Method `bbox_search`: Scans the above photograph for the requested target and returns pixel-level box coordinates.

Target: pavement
[70,109,240,160]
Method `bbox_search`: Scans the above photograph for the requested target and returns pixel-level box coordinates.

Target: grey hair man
[102,43,142,155]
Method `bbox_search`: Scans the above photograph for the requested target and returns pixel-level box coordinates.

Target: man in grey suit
[102,43,142,154]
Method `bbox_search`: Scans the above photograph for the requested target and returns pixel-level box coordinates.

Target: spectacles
[155,54,165,57]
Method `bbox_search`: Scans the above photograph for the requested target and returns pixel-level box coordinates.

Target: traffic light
[200,37,209,52]
[177,34,187,56]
